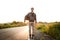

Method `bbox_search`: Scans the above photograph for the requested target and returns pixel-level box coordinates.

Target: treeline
[36,22,60,40]
[0,21,26,29]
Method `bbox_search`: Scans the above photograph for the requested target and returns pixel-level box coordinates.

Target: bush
[47,23,60,40]
[37,24,46,32]
[0,21,27,29]
[37,22,60,40]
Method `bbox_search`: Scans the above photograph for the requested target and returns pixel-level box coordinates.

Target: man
[24,7,37,39]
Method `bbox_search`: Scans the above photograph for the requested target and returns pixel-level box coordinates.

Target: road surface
[0,26,29,40]
[0,26,55,40]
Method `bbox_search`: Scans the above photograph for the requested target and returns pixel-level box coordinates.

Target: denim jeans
[29,22,35,35]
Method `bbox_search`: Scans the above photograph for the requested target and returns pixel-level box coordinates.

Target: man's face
[31,8,34,12]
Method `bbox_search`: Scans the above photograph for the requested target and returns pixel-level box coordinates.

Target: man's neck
[31,11,34,13]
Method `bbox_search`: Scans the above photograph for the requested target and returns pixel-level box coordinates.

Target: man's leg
[32,22,35,39]
[29,22,31,38]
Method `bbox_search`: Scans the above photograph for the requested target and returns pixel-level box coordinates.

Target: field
[0,21,26,29]
[36,22,60,40]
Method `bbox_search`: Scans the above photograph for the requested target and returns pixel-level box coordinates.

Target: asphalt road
[0,26,29,40]
[0,26,55,40]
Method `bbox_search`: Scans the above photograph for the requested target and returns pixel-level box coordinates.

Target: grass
[36,22,60,40]
[0,21,27,29]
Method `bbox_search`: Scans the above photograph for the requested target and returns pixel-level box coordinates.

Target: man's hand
[24,20,25,23]
[35,21,37,23]
[35,20,37,24]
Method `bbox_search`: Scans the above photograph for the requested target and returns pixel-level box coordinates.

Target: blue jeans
[29,22,35,35]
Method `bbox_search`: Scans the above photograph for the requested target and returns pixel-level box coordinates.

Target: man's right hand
[24,20,25,23]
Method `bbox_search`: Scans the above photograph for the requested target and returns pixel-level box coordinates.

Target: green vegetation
[0,21,26,29]
[0,21,60,40]
[36,22,60,40]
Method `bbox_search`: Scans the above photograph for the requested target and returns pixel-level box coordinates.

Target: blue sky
[0,0,60,23]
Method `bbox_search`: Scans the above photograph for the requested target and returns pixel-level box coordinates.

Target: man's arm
[24,18,25,22]
[24,13,29,22]
[24,16,25,22]
[34,14,37,23]
[24,14,27,22]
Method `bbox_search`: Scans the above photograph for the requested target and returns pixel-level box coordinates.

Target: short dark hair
[31,7,34,10]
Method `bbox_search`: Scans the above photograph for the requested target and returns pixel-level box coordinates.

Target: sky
[0,0,60,23]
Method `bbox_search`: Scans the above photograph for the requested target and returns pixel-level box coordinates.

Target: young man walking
[24,7,37,39]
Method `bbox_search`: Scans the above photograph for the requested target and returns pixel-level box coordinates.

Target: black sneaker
[29,34,31,39]
[32,34,34,36]
[32,34,34,39]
